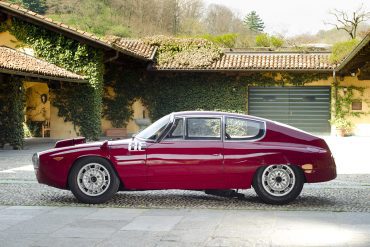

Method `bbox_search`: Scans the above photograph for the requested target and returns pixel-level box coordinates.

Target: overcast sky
[204,0,370,37]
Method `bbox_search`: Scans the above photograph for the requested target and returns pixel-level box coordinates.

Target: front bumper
[32,152,67,189]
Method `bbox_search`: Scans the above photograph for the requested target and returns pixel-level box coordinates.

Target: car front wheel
[68,157,120,204]
[253,164,304,205]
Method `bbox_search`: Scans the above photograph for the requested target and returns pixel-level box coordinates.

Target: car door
[109,115,172,190]
[223,116,266,188]
[146,116,225,189]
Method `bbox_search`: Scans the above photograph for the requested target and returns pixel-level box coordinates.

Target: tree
[326,5,370,39]
[255,33,270,47]
[200,33,238,48]
[204,4,235,35]
[255,34,284,48]
[9,0,47,14]
[329,39,360,63]
[244,11,265,33]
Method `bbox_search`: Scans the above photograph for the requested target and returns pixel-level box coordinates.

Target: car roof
[171,111,268,122]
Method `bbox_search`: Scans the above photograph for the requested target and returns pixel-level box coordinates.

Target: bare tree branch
[326,5,369,39]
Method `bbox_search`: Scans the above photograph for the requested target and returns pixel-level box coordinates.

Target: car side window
[186,118,221,140]
[165,118,184,140]
[225,117,265,140]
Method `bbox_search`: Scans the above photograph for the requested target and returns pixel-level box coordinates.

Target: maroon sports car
[32,111,336,204]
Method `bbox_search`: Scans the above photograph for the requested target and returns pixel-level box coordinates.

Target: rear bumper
[304,155,337,183]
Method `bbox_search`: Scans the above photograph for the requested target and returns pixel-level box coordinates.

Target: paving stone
[204,236,256,247]
[0,223,11,231]
[33,237,103,247]
[0,206,52,216]
[121,216,183,231]
[96,230,165,247]
[160,229,211,243]
[48,206,98,216]
[51,225,117,239]
[174,211,224,231]
[69,219,130,230]
[142,208,190,216]
[4,214,78,233]
[84,207,146,221]
[0,232,47,247]
[155,240,201,247]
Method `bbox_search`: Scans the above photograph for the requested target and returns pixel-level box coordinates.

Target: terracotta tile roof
[0,1,156,61]
[152,52,335,71]
[106,36,156,60]
[0,46,86,81]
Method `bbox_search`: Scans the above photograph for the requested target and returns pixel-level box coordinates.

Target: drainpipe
[333,69,338,116]
[104,51,119,63]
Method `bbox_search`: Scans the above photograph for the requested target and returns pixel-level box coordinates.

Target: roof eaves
[0,67,88,83]
[0,2,152,61]
[149,67,333,73]
[335,33,370,72]
[0,46,87,82]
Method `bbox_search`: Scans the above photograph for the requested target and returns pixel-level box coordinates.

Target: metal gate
[248,87,331,134]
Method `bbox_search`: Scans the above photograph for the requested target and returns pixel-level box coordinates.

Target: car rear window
[225,117,265,140]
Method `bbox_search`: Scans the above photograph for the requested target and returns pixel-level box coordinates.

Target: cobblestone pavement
[0,139,369,212]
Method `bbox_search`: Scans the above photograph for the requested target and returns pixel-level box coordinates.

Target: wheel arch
[66,155,123,190]
[252,163,306,186]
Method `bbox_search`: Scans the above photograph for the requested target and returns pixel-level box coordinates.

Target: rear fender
[251,152,306,184]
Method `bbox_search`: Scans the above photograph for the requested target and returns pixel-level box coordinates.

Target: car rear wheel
[253,164,304,205]
[68,157,120,204]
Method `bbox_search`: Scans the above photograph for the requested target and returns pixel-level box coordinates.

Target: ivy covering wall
[103,69,329,125]
[142,72,329,120]
[103,65,145,128]
[9,18,104,140]
[0,76,25,149]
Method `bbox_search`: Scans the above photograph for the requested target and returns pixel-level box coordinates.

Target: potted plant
[330,117,352,137]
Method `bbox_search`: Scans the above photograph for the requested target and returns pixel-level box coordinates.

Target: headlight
[32,153,39,169]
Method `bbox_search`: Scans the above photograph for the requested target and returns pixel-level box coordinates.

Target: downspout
[104,51,119,63]
[333,69,338,117]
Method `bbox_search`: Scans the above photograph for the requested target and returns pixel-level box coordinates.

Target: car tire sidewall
[253,165,304,205]
[68,157,120,204]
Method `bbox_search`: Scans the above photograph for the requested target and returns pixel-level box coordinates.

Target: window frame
[164,117,186,141]
[224,116,266,142]
[184,116,223,141]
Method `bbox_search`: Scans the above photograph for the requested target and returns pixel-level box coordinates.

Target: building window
[352,100,362,111]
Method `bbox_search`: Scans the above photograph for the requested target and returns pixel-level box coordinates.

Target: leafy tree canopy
[330,39,360,63]
[255,33,284,48]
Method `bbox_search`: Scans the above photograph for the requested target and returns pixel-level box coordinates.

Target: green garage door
[248,87,331,134]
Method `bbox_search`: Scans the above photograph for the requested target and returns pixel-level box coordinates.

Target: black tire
[252,164,304,205]
[68,157,120,204]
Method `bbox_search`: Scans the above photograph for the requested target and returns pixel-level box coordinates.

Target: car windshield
[136,114,171,141]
